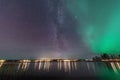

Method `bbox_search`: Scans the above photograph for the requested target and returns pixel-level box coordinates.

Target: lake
[0,61,120,80]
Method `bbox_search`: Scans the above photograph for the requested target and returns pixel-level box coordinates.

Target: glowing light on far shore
[35,58,51,62]
[102,59,120,61]
[20,60,31,63]
[63,59,71,62]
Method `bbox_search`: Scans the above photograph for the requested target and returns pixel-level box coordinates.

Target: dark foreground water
[0,61,120,80]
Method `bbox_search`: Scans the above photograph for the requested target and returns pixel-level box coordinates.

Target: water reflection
[116,62,120,69]
[0,60,120,80]
[96,62,120,80]
[18,60,31,71]
[34,59,77,72]
[0,60,120,74]
[35,59,51,71]
[0,60,5,68]
[110,62,119,74]
[57,60,62,70]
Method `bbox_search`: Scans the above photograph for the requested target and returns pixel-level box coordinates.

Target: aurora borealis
[0,0,120,59]
[66,0,120,54]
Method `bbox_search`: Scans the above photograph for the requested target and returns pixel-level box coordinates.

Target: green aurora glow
[66,0,120,54]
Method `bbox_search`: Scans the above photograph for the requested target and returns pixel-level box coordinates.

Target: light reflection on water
[0,60,5,68]
[20,62,30,71]
[15,61,120,74]
[110,62,119,74]
[0,61,120,78]
[18,60,78,72]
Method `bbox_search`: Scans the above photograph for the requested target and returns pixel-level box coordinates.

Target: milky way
[0,0,119,59]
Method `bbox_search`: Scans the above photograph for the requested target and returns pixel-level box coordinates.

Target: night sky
[0,0,120,59]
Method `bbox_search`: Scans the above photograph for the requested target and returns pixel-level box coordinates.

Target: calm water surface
[0,61,120,80]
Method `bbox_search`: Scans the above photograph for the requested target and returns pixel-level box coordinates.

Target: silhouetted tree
[101,53,110,59]
[118,55,120,58]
